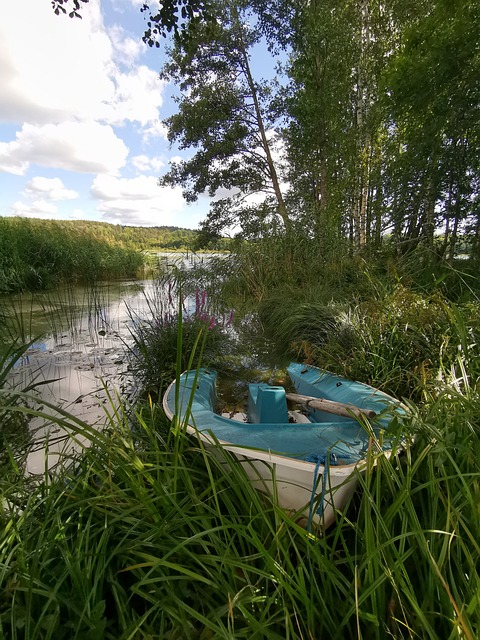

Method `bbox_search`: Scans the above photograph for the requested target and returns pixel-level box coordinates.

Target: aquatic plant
[1,252,479,638]
[129,275,234,400]
[0,339,46,477]
[256,282,480,402]
[0,217,145,293]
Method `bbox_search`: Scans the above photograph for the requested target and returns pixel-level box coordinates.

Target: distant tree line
[0,217,222,293]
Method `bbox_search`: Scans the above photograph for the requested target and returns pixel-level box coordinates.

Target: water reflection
[4,279,158,473]
[1,251,269,474]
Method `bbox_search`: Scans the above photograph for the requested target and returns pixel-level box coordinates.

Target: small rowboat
[163,362,405,528]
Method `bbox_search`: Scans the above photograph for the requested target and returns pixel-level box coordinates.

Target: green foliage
[1,245,480,637]
[53,0,213,42]
[159,0,291,238]
[0,339,42,477]
[381,0,480,259]
[220,233,375,303]
[351,382,480,640]
[55,0,480,259]
[0,217,148,293]
[391,247,480,301]
[260,281,480,403]
[129,276,234,401]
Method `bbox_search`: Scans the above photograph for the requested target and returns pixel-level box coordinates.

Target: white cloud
[11,199,58,218]
[142,119,169,142]
[99,66,166,127]
[132,155,166,172]
[0,122,128,175]
[108,24,145,66]
[0,1,166,130]
[0,1,115,125]
[0,144,29,176]
[24,177,79,201]
[0,0,203,229]
[10,176,80,219]
[91,174,186,225]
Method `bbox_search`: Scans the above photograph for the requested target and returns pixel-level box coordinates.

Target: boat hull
[163,364,402,528]
[204,439,360,529]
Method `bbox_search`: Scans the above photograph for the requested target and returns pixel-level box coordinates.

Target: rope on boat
[305,451,349,532]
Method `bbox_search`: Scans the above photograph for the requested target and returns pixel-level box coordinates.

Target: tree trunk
[353,0,370,250]
[237,30,291,234]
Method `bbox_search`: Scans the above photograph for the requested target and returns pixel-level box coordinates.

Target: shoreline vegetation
[1,229,479,637]
[2,0,479,632]
[0,217,231,295]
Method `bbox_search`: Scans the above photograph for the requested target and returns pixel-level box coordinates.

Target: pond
[1,252,288,474]
[2,279,162,473]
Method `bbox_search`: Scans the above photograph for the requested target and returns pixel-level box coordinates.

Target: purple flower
[226,309,235,327]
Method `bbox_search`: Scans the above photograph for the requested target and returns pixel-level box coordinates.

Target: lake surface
[4,279,159,473]
[2,251,286,474]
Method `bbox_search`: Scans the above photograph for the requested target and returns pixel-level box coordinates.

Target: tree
[382,0,480,260]
[158,1,291,241]
[52,0,212,41]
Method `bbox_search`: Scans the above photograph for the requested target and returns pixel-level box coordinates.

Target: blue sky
[0,0,215,229]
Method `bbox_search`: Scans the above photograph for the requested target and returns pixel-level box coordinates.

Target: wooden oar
[286,392,376,420]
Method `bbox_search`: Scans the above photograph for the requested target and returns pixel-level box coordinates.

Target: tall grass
[219,234,375,304]
[0,217,145,293]
[1,361,479,637]
[0,338,50,477]
[258,283,480,402]
[128,273,235,401]
[222,234,480,306]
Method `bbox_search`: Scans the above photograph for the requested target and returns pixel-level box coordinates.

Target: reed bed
[0,217,144,293]
[128,274,235,402]
[258,284,480,403]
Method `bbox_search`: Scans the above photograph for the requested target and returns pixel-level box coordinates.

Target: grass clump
[1,248,480,637]
[0,339,44,477]
[0,217,145,293]
[129,274,235,401]
[257,283,480,402]
[218,234,375,304]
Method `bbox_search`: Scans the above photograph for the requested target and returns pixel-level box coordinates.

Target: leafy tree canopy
[159,1,290,241]
[51,0,212,42]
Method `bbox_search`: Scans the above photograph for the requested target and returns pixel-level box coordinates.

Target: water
[1,251,283,474]
[3,279,158,473]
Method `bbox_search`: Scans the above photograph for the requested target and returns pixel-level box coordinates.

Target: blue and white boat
[163,362,405,528]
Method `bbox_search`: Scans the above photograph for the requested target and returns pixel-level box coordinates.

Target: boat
[162,362,405,529]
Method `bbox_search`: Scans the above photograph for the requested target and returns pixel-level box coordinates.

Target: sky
[0,0,213,229]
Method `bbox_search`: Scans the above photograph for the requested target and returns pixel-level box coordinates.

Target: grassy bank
[0,366,479,638]
[0,217,146,293]
[218,236,480,403]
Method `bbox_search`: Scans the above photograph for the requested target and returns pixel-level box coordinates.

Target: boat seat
[247,383,289,424]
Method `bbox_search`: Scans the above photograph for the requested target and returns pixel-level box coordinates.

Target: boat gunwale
[161,374,396,475]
